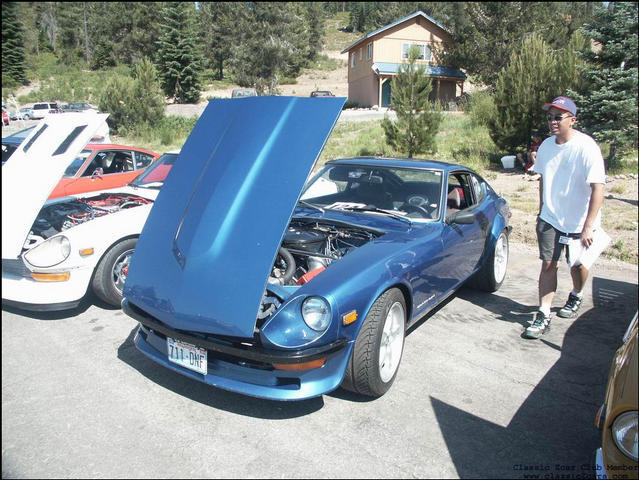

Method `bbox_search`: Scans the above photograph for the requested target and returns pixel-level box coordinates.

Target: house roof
[372,62,467,80]
[340,11,451,54]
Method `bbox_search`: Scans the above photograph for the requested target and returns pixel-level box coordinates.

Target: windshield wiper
[298,200,325,214]
[339,206,412,226]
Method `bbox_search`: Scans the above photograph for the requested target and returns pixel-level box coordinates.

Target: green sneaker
[557,293,583,318]
[524,311,551,339]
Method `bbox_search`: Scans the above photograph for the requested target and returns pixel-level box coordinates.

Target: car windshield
[63,150,92,177]
[130,152,179,188]
[300,164,443,222]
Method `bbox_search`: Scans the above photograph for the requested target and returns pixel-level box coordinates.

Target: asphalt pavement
[2,242,638,478]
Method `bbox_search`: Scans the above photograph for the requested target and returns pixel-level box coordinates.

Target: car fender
[26,204,152,273]
[265,239,418,349]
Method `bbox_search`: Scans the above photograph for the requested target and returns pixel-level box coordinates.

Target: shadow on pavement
[430,276,638,478]
[116,327,324,419]
[1,291,117,320]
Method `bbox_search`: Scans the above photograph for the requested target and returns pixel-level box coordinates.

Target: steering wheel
[402,203,431,218]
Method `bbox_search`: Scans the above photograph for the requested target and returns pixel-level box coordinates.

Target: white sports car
[1,113,178,311]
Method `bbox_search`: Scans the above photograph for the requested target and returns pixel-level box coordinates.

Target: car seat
[446,186,462,216]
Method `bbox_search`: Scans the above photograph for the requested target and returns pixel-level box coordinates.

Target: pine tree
[198,2,245,80]
[230,3,310,95]
[567,2,638,168]
[131,57,165,127]
[305,3,326,61]
[2,2,28,86]
[381,46,442,158]
[488,32,583,152]
[156,2,203,104]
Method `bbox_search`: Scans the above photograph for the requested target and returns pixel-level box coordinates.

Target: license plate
[167,337,207,375]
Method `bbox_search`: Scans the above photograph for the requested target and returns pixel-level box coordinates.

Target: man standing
[524,96,606,339]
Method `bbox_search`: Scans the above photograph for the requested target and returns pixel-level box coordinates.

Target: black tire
[92,238,137,307]
[342,288,406,397]
[23,114,30,120]
[469,230,509,292]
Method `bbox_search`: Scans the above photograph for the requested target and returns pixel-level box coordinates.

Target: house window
[359,48,362,60]
[367,43,372,60]
[351,53,355,68]
[402,43,432,61]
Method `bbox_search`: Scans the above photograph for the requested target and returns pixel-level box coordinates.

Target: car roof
[327,156,471,172]
[83,143,158,154]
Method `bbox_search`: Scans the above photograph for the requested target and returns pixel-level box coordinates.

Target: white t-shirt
[532,130,605,234]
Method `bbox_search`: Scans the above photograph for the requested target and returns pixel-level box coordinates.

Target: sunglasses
[547,114,572,122]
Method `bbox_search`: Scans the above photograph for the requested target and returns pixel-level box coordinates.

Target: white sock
[571,290,583,298]
[539,305,551,316]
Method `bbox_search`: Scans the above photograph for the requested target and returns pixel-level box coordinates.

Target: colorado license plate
[167,337,207,375]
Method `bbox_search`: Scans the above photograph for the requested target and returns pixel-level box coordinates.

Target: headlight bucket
[612,410,638,461]
[302,296,331,332]
[24,236,71,268]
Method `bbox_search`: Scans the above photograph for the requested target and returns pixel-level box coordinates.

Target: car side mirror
[448,210,475,225]
[91,167,103,178]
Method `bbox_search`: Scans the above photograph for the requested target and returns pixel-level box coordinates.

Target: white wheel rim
[493,234,508,284]
[379,301,405,383]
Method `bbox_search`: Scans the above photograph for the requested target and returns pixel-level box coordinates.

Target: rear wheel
[92,238,137,307]
[342,288,406,397]
[469,230,509,292]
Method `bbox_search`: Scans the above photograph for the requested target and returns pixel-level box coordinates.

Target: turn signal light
[31,272,70,282]
[272,357,326,371]
[79,248,94,257]
[342,310,358,325]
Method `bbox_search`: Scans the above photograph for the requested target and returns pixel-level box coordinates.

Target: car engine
[268,220,380,287]
[25,193,151,248]
[257,219,380,321]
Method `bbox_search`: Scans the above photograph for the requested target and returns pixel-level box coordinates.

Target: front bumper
[123,299,352,401]
[1,264,93,311]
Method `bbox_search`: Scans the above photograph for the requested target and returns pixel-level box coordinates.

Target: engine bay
[257,219,382,321]
[25,193,151,249]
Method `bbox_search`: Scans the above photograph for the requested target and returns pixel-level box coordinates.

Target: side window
[469,174,484,204]
[82,152,105,176]
[135,152,154,169]
[446,173,475,215]
[105,151,133,173]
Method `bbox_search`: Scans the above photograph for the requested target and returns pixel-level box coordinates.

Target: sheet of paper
[567,229,611,269]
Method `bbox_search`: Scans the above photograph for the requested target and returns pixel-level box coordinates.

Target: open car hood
[2,113,108,259]
[124,97,345,338]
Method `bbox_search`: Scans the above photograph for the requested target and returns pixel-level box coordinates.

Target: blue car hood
[124,96,345,338]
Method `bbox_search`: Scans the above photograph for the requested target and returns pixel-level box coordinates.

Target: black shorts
[536,217,580,262]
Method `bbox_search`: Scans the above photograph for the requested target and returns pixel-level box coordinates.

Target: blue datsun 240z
[122,96,511,400]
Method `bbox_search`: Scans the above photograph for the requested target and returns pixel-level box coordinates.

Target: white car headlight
[612,411,638,461]
[301,296,331,332]
[24,236,71,268]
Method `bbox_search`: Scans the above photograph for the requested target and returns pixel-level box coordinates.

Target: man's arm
[581,183,605,247]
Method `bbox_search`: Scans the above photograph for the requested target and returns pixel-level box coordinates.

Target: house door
[382,79,392,107]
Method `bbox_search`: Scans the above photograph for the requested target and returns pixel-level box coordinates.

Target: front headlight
[612,411,638,461]
[301,296,331,332]
[24,236,71,267]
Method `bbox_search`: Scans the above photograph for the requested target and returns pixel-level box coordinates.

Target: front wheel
[469,230,509,292]
[342,288,406,397]
[92,238,137,306]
